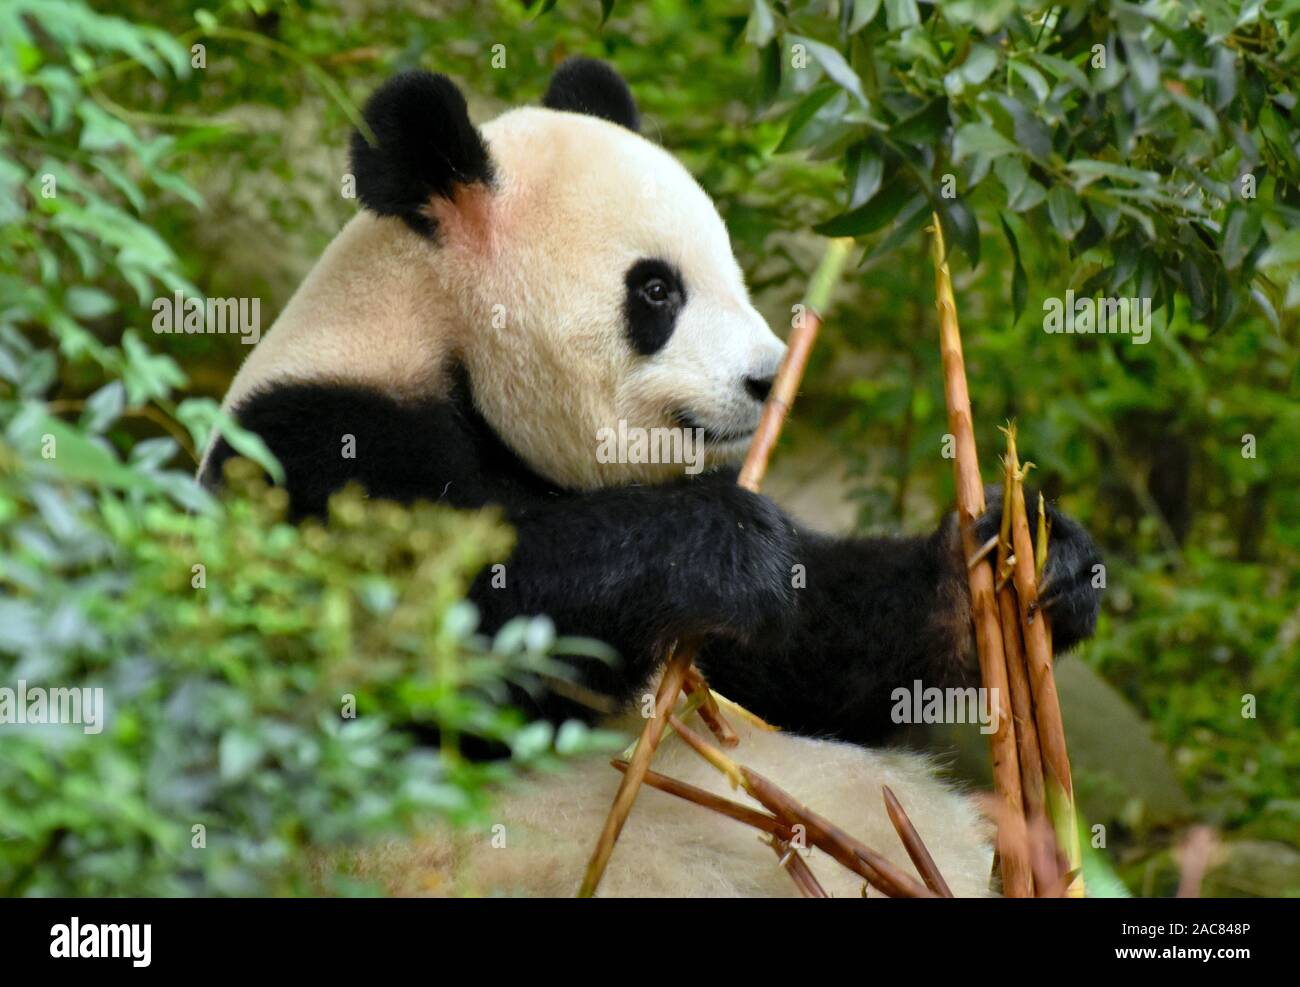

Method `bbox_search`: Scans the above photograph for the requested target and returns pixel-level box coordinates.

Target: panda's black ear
[350,71,495,237]
[542,58,639,132]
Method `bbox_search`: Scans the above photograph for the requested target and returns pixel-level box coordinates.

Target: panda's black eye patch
[624,259,685,356]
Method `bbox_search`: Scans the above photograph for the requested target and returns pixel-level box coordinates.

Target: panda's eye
[640,278,671,305]
[624,258,686,356]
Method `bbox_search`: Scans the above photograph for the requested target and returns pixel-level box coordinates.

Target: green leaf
[944,43,998,95]
[849,0,882,32]
[1118,34,1160,93]
[790,36,868,108]
[814,177,908,236]
[994,156,1046,212]
[936,195,979,268]
[865,192,928,260]
[1008,60,1050,103]
[952,122,1019,161]
[510,720,554,761]
[151,171,204,209]
[8,409,155,492]
[76,102,137,153]
[121,330,186,404]
[175,398,286,485]
[1221,205,1262,271]
[846,143,884,207]
[219,730,264,782]
[889,97,949,145]
[1257,228,1300,267]
[65,285,116,319]
[996,93,1052,162]
[1030,52,1089,91]
[90,155,146,213]
[884,0,920,30]
[999,214,1028,323]
[1066,159,1160,187]
[1180,254,1210,322]
[1046,185,1086,241]
[81,380,125,433]
[744,0,775,46]
[776,86,840,153]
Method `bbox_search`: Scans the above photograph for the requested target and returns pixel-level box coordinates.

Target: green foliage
[0,1,621,896]
[0,330,622,895]
[748,0,1300,329]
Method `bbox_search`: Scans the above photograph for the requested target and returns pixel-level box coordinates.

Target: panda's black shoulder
[201,372,554,518]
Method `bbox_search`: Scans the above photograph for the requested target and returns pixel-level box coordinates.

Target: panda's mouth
[675,411,756,446]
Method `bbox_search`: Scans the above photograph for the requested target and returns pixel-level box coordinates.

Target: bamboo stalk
[682,666,738,747]
[736,240,851,490]
[853,847,936,899]
[997,428,1046,829]
[577,647,692,897]
[610,759,788,836]
[769,836,830,898]
[929,214,1032,898]
[1027,808,1071,897]
[613,756,842,899]
[881,785,954,897]
[576,238,854,897]
[1005,430,1083,896]
[713,690,779,732]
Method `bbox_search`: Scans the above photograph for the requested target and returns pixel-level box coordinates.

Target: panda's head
[349,59,785,490]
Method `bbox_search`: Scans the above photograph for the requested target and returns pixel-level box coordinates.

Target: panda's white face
[437,108,786,490]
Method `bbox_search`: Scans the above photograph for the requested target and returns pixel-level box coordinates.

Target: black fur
[698,494,1103,746]
[350,71,494,236]
[200,371,552,518]
[203,375,1103,743]
[542,58,640,132]
[623,258,686,356]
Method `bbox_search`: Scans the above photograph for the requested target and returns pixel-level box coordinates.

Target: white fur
[342,712,994,897]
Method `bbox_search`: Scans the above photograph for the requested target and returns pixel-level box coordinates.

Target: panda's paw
[709,484,800,615]
[971,487,1102,654]
[664,476,799,643]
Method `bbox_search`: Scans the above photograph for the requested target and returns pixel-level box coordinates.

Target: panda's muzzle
[674,410,757,445]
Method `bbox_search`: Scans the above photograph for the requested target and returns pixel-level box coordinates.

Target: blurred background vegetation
[1,0,1297,896]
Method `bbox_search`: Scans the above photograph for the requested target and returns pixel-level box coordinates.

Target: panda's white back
[343,715,994,898]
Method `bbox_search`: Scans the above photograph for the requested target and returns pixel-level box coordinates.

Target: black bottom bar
[0,896,1290,973]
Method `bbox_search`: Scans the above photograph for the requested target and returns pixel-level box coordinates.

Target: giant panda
[200,59,1101,897]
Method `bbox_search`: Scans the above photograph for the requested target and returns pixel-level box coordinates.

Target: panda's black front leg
[695,492,1101,744]
[468,471,801,723]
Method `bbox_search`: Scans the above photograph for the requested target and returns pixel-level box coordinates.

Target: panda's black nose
[744,374,774,403]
